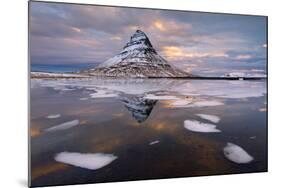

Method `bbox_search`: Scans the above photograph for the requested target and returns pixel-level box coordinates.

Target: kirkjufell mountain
[83,30,192,78]
[120,96,157,123]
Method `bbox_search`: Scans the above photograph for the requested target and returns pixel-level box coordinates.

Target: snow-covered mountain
[83,30,192,78]
[121,96,157,123]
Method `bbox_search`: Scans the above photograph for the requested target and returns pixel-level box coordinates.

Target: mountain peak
[85,30,192,78]
[124,30,153,50]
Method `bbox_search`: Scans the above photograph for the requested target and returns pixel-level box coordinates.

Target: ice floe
[45,120,79,132]
[169,99,193,107]
[223,142,254,164]
[46,114,61,119]
[31,72,89,78]
[89,90,118,98]
[259,107,267,112]
[196,114,220,123]
[170,99,224,108]
[149,140,160,145]
[31,77,266,99]
[143,94,180,100]
[189,100,224,107]
[79,97,89,100]
[184,120,221,133]
[54,152,118,170]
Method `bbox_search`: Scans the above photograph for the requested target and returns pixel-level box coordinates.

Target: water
[31,63,97,73]
[30,78,267,187]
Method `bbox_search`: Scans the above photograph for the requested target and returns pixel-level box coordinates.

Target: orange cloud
[110,36,122,41]
[162,46,184,57]
[153,19,191,34]
[154,20,166,32]
[236,54,252,59]
[162,46,228,59]
[71,27,81,33]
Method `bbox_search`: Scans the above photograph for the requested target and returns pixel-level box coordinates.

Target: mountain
[83,30,192,78]
[120,96,157,123]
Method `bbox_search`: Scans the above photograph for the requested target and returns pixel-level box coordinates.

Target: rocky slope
[83,30,192,78]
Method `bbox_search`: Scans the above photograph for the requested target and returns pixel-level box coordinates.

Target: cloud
[30,1,267,76]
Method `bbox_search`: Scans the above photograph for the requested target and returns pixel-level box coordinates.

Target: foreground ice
[89,89,118,98]
[45,120,79,132]
[31,78,266,99]
[259,107,267,112]
[170,99,224,108]
[46,114,61,119]
[223,143,254,164]
[184,120,221,133]
[149,140,160,145]
[54,152,118,170]
[196,114,220,123]
[31,72,88,78]
[79,97,89,100]
[144,94,179,100]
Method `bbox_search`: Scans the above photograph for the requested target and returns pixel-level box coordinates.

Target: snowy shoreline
[31,71,266,80]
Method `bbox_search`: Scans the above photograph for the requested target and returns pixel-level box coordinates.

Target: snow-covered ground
[31,71,89,78]
[223,72,267,78]
[31,78,266,100]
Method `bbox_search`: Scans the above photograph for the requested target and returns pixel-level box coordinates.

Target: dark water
[31,63,97,73]
[30,78,267,187]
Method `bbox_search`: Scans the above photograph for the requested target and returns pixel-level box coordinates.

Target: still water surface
[30,78,267,187]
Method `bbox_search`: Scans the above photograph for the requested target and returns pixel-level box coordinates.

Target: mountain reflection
[120,96,157,123]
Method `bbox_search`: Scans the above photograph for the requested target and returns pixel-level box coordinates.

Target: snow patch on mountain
[84,30,191,78]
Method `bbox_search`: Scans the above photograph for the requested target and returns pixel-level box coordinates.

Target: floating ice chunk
[79,97,89,100]
[249,136,256,139]
[171,99,223,108]
[170,99,192,107]
[223,143,254,164]
[90,90,118,98]
[46,114,61,119]
[45,120,79,132]
[184,120,221,133]
[190,100,224,107]
[54,152,117,170]
[196,114,220,123]
[259,107,267,112]
[149,140,160,145]
[144,94,179,100]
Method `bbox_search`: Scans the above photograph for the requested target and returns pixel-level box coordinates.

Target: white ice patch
[172,80,265,99]
[189,100,224,107]
[223,143,254,164]
[31,72,89,78]
[46,114,61,119]
[149,140,160,145]
[196,114,221,123]
[144,94,179,100]
[170,99,192,107]
[54,152,118,170]
[259,107,267,112]
[90,90,118,98]
[79,97,89,100]
[45,120,79,132]
[171,99,224,108]
[184,120,221,133]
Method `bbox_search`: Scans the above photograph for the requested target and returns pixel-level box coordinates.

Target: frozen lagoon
[30,78,267,187]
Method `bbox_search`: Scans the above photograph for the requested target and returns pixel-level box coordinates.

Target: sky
[30,1,267,76]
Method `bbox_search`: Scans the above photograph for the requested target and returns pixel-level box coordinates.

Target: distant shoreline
[148,76,266,80]
[30,71,266,80]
